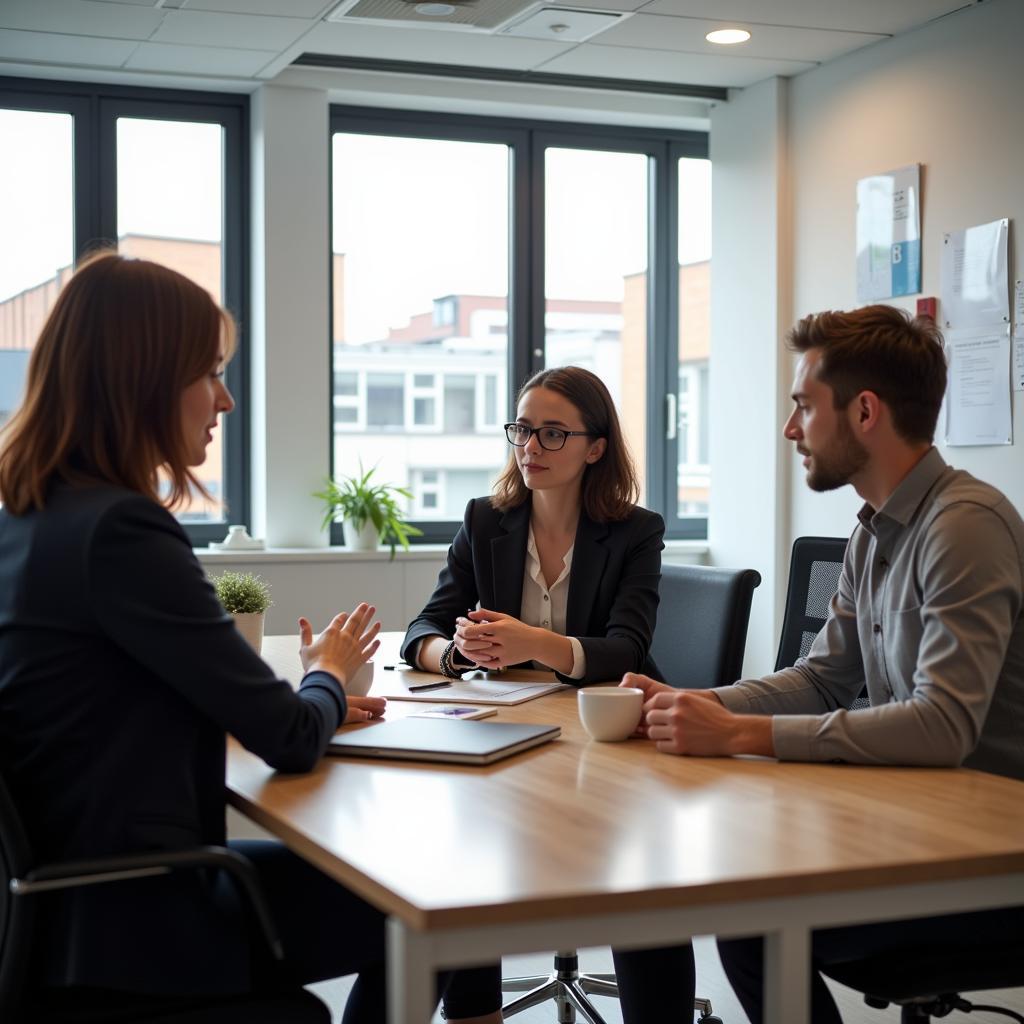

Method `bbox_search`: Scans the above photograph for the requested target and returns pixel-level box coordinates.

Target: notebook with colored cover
[326,718,560,766]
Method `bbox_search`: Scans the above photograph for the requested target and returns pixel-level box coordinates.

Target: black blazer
[402,497,665,683]
[0,484,347,996]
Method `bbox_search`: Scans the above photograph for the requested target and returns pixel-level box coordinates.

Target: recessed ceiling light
[415,2,456,14]
[706,28,751,44]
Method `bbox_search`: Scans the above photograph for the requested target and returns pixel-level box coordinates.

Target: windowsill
[194,539,709,562]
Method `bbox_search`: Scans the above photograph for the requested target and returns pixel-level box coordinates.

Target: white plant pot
[343,519,380,552]
[232,611,265,654]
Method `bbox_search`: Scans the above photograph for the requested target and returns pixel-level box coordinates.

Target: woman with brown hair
[0,250,480,1022]
[402,365,694,1022]
[404,365,664,684]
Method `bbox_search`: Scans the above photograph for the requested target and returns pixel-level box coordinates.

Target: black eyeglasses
[504,423,594,451]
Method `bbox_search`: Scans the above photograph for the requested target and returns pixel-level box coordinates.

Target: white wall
[710,0,1024,673]
[788,0,1024,539]
[250,85,332,547]
[708,77,792,676]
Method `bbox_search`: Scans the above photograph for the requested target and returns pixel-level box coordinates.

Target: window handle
[665,392,677,441]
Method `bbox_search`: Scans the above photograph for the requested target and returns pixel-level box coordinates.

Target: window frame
[0,75,249,547]
[328,105,707,544]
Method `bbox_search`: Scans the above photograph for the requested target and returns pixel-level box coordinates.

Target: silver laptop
[327,718,560,766]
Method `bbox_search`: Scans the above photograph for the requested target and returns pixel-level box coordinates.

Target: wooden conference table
[227,634,1024,1024]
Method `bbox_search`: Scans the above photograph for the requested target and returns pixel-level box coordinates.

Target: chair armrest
[11,845,283,960]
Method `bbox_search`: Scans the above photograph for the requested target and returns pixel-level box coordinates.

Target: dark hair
[787,304,947,443]
[492,365,639,521]
[0,250,235,515]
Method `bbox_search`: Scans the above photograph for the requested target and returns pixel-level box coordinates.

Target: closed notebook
[326,718,560,766]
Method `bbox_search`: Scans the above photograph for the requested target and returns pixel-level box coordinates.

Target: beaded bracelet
[439,640,468,679]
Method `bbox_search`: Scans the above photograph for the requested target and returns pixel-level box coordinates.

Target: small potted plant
[315,463,423,559]
[210,571,272,654]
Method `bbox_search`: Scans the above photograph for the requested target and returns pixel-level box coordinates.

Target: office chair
[0,773,329,1024]
[774,536,868,708]
[501,565,761,1024]
[822,937,1024,1022]
[774,536,847,671]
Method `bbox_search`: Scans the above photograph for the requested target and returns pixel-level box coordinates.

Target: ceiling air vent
[326,0,537,31]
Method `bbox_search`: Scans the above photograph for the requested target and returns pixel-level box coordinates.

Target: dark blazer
[402,497,665,683]
[0,484,347,996]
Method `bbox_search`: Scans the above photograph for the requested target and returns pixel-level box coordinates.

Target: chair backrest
[650,564,762,689]
[774,536,848,671]
[0,772,35,1019]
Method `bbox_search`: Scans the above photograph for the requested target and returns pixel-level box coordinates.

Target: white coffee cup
[578,686,643,742]
[346,660,375,698]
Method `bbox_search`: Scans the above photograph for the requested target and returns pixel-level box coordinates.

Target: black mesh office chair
[774,536,847,672]
[501,564,761,1024]
[0,773,329,1024]
[773,536,868,708]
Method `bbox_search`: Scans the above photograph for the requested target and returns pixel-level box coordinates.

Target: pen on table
[407,681,452,693]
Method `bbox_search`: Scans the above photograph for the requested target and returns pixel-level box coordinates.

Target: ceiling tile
[126,41,278,75]
[537,42,815,87]
[0,27,138,67]
[301,21,575,70]
[183,0,334,16]
[0,0,164,39]
[596,14,885,63]
[524,0,649,10]
[638,0,970,36]
[151,9,312,50]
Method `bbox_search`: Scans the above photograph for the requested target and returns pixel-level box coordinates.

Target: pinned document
[944,326,1012,446]
[856,165,921,302]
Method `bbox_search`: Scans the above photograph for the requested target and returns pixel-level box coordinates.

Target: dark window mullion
[509,126,534,428]
[647,142,674,528]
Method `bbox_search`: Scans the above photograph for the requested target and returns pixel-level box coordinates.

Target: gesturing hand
[299,603,381,691]
[454,608,539,670]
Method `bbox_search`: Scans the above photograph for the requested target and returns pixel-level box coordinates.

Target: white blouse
[522,526,586,679]
[412,525,587,678]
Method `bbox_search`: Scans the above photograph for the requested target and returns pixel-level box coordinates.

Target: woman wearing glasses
[402,365,694,1023]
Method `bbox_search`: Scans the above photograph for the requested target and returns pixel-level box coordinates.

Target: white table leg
[763,925,811,1024]
[387,917,434,1024]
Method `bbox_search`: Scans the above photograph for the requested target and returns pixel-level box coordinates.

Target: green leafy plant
[211,571,272,614]
[315,463,423,559]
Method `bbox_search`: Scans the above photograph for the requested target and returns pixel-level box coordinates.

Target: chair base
[501,951,721,1023]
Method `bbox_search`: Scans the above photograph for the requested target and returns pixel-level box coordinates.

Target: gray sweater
[716,448,1024,781]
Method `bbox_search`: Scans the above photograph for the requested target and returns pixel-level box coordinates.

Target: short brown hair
[492,365,639,521]
[788,304,947,443]
[0,250,235,515]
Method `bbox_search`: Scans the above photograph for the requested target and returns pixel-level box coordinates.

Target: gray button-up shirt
[715,448,1024,780]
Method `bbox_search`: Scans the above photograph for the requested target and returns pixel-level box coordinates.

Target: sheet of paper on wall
[944,326,1012,446]
[856,164,921,302]
[1013,280,1024,392]
[940,219,1010,330]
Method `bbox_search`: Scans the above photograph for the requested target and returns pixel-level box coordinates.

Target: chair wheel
[697,1017,724,1024]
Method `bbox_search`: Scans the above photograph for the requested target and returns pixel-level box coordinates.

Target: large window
[0,108,74,428]
[330,129,510,538]
[0,78,247,543]
[330,109,708,540]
